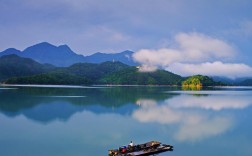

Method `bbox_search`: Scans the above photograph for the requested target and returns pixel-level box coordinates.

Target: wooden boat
[108,141,173,156]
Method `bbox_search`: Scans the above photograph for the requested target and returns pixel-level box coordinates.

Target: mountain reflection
[0,86,174,123]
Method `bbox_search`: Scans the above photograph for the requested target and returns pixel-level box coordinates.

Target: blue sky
[1,0,252,78]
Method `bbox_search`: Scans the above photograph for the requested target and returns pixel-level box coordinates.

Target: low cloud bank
[133,32,252,78]
[169,62,252,79]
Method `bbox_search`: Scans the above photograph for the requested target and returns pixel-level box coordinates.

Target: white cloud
[133,32,235,65]
[175,32,235,60]
[168,61,252,79]
[133,48,181,67]
[133,32,252,78]
[137,64,158,72]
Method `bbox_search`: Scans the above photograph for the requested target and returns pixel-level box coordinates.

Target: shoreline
[1,84,252,88]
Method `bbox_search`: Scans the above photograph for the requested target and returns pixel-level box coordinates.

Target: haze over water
[0,85,252,156]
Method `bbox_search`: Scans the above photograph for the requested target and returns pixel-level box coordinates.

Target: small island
[181,75,223,90]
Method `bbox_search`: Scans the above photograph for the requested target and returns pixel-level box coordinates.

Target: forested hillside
[99,67,183,85]
[0,54,55,81]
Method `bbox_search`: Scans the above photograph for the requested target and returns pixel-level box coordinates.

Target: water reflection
[169,94,252,110]
[133,90,252,142]
[182,85,202,91]
[0,86,252,156]
[0,86,173,123]
[133,98,233,142]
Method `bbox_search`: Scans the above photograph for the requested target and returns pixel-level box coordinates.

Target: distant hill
[238,79,252,86]
[0,42,138,67]
[85,50,138,66]
[211,76,249,85]
[22,42,86,67]
[0,42,85,67]
[0,54,55,81]
[0,48,21,56]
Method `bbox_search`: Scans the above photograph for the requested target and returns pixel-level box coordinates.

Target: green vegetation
[63,61,129,81]
[0,54,55,81]
[182,75,220,87]
[6,72,92,85]
[5,66,184,85]
[99,67,183,85]
[4,61,130,85]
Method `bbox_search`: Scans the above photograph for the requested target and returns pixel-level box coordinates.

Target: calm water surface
[0,85,252,156]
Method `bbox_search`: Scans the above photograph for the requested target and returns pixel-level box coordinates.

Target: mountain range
[0,42,137,67]
[0,54,184,85]
[0,54,252,86]
[0,42,251,86]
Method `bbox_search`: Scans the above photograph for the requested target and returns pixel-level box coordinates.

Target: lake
[0,85,252,156]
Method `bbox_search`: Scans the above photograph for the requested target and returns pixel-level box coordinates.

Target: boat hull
[108,141,173,156]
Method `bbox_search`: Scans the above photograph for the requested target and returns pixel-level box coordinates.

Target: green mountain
[4,61,130,85]
[3,59,183,85]
[63,61,129,81]
[99,67,183,85]
[0,54,55,81]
